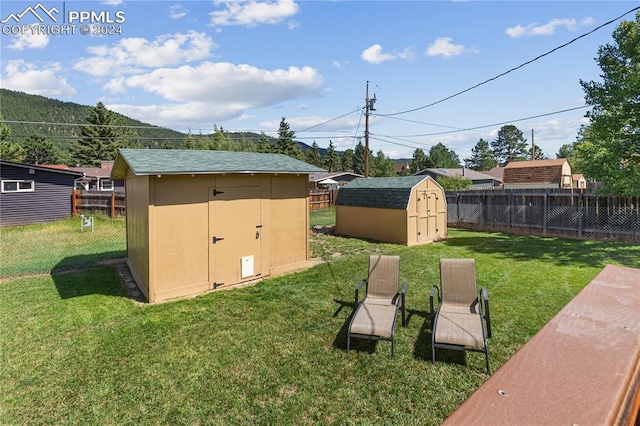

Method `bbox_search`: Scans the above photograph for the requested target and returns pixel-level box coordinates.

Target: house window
[100,179,113,191]
[1,180,35,193]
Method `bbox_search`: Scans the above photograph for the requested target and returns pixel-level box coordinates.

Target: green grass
[1,213,639,424]
[309,207,336,227]
[0,215,126,278]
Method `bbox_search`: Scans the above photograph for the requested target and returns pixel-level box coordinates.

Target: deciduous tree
[576,11,640,196]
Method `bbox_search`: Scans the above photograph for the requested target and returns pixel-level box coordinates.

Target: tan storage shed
[335,176,447,245]
[111,148,324,303]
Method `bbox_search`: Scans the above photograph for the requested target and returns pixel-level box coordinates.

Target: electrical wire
[379,6,640,117]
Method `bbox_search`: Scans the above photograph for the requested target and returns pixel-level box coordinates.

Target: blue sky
[1,0,637,162]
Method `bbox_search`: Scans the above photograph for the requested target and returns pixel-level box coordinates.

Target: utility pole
[364,80,376,178]
[531,129,536,160]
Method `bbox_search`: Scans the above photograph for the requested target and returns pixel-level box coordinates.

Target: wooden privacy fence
[446,189,640,242]
[72,190,125,218]
[309,190,337,211]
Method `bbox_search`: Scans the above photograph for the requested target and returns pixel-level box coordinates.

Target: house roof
[503,158,570,185]
[309,171,364,182]
[335,176,433,210]
[111,149,325,179]
[504,158,568,169]
[416,168,497,181]
[483,167,504,182]
[0,160,84,177]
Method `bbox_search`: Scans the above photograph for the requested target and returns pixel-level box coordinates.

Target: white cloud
[506,17,595,38]
[169,4,188,19]
[120,62,322,104]
[73,31,217,77]
[1,60,76,97]
[6,33,49,50]
[426,37,470,57]
[105,62,323,128]
[361,44,395,64]
[210,0,299,27]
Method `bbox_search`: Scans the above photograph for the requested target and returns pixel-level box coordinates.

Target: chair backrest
[367,255,400,299]
[440,258,478,307]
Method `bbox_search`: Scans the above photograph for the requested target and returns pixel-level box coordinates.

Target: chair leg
[346,333,350,354]
[391,338,395,359]
[485,349,491,375]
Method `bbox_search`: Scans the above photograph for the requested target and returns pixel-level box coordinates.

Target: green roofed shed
[335,176,446,245]
[111,148,325,303]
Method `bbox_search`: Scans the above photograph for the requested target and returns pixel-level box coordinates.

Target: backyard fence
[72,190,126,218]
[309,190,337,211]
[446,189,640,242]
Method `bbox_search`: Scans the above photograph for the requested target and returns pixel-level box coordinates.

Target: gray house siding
[0,162,83,227]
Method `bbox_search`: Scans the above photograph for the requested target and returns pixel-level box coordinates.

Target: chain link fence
[447,190,640,242]
[0,214,126,279]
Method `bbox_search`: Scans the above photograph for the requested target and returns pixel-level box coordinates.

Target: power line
[379,6,640,117]
[295,108,362,132]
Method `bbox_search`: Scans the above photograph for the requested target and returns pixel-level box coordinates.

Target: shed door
[416,190,439,242]
[209,185,262,289]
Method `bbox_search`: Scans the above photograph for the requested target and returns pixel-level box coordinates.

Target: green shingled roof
[335,176,428,210]
[111,149,325,179]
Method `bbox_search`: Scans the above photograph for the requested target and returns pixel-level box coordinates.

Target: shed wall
[125,175,151,300]
[336,206,408,244]
[0,164,77,226]
[125,172,312,303]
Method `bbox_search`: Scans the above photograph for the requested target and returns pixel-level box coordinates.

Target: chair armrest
[482,287,492,338]
[430,286,440,324]
[354,279,366,310]
[399,281,408,326]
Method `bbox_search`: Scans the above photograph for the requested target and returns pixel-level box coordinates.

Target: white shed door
[208,185,262,289]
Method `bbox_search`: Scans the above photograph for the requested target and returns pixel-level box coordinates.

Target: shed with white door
[111,148,324,303]
[335,176,447,245]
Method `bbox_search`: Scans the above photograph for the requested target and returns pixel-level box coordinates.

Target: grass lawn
[1,212,639,424]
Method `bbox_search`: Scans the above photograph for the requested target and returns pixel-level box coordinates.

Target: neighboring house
[309,171,364,190]
[0,160,84,227]
[414,168,500,188]
[110,148,325,303]
[572,173,587,189]
[502,159,573,189]
[335,176,447,246]
[44,160,123,191]
[483,167,504,186]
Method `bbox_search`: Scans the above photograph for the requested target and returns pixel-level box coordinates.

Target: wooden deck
[443,264,640,426]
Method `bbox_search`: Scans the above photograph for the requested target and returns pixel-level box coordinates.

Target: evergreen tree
[491,125,528,165]
[23,135,62,164]
[257,132,274,153]
[275,117,303,160]
[341,148,355,172]
[0,115,9,142]
[353,141,368,175]
[465,138,498,170]
[305,142,323,167]
[70,102,138,166]
[528,146,548,160]
[323,140,341,172]
[208,125,238,151]
[429,143,461,168]
[371,150,397,177]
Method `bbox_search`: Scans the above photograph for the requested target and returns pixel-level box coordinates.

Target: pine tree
[429,143,461,168]
[275,117,303,160]
[409,148,431,174]
[353,141,367,175]
[23,135,62,165]
[371,150,397,177]
[70,102,138,166]
[257,132,274,153]
[465,138,498,170]
[305,141,323,167]
[341,148,355,172]
[323,140,341,172]
[491,125,528,165]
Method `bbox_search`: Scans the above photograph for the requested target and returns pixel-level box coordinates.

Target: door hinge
[213,282,223,289]
[212,189,225,196]
[212,236,225,244]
